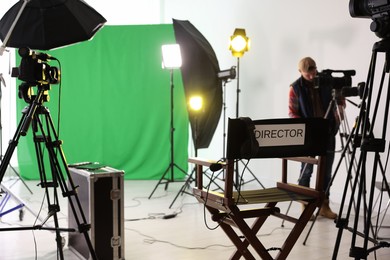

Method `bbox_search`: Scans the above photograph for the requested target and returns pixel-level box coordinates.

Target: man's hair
[298,57,316,72]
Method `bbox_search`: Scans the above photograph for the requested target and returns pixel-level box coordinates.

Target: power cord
[125,212,177,222]
[202,159,248,231]
[126,227,234,250]
[124,192,181,222]
[203,170,221,231]
[235,159,250,205]
[126,200,200,221]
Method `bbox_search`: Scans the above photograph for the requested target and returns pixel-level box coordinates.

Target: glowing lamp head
[189,96,203,112]
[161,44,182,69]
[229,28,250,57]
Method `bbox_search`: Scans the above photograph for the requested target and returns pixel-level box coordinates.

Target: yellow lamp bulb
[231,35,247,53]
[189,96,203,111]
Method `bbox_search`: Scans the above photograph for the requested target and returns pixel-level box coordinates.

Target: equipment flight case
[68,163,125,260]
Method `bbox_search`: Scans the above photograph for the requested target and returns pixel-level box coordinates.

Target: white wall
[0,0,387,204]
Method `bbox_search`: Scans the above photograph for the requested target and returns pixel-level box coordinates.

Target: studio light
[228,27,262,188]
[172,19,223,151]
[218,66,237,82]
[169,19,224,208]
[189,95,203,112]
[229,28,250,57]
[161,44,182,69]
[149,43,187,200]
[229,28,251,118]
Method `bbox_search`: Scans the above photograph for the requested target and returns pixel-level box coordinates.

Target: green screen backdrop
[15,25,189,180]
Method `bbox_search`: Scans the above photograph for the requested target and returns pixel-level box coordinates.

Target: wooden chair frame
[190,155,326,260]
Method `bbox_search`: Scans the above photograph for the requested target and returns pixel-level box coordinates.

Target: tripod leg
[32,107,98,260]
[235,160,265,190]
[0,107,29,183]
[240,163,265,188]
[29,114,65,259]
[169,167,195,208]
[333,135,365,259]
[148,166,171,199]
[304,124,357,244]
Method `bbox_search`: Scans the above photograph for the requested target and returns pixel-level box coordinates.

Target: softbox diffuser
[0,0,106,50]
[173,19,222,149]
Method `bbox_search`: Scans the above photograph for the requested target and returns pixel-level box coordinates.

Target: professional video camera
[349,0,390,38]
[315,69,364,99]
[315,69,355,89]
[11,47,60,103]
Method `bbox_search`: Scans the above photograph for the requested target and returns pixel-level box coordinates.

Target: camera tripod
[281,88,349,232]
[332,38,390,259]
[301,95,361,244]
[0,86,97,260]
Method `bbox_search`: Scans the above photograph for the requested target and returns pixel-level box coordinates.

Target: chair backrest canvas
[226,117,329,159]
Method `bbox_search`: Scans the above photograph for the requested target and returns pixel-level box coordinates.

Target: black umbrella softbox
[173,19,222,149]
[0,0,106,50]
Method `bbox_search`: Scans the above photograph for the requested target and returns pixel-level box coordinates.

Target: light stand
[169,96,202,208]
[217,66,237,160]
[199,67,237,185]
[149,44,188,199]
[229,29,264,188]
[222,80,228,158]
[169,88,227,208]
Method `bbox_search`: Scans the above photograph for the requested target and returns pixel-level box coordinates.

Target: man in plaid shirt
[288,57,344,219]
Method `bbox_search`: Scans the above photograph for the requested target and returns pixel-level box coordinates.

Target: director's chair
[190,117,329,260]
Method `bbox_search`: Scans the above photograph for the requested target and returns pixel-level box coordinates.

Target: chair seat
[233,187,316,205]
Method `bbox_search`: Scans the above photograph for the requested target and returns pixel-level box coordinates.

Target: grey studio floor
[0,173,390,260]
